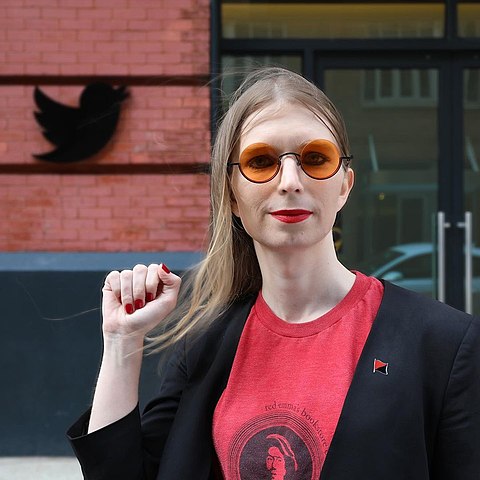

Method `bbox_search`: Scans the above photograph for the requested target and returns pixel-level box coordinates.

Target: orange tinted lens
[239,143,279,182]
[300,139,340,179]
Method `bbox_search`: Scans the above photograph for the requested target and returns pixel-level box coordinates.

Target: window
[389,254,432,279]
[363,69,437,107]
[458,2,480,38]
[220,55,302,108]
[221,2,445,39]
[465,69,480,106]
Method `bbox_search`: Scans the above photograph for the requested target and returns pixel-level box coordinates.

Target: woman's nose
[277,155,304,192]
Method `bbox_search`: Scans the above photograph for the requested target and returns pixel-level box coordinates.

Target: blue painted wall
[0,253,201,455]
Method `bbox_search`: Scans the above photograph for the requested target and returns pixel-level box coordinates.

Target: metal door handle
[437,212,450,303]
[457,212,473,314]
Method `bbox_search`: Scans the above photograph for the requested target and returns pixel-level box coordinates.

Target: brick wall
[0,0,211,252]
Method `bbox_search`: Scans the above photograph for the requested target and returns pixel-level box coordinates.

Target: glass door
[323,64,440,302]
[321,57,480,314]
[464,67,480,315]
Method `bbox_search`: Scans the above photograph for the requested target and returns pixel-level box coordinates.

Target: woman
[68,67,480,480]
[265,434,298,480]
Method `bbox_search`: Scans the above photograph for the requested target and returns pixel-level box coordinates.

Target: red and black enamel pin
[373,358,389,375]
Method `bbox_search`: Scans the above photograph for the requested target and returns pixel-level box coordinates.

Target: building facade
[1,0,479,456]
[215,0,480,316]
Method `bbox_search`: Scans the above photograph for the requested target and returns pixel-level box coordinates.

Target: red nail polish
[125,304,134,314]
[134,299,144,310]
[146,293,154,302]
[161,263,170,274]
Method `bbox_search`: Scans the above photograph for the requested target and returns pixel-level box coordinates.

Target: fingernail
[161,263,170,274]
[125,303,134,314]
[134,299,144,310]
[146,293,154,302]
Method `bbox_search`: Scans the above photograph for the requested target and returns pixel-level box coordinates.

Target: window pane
[400,70,413,97]
[465,69,480,104]
[458,3,480,38]
[364,70,375,101]
[363,69,437,107]
[380,70,393,97]
[220,55,302,107]
[325,69,438,301]
[222,3,444,39]
[463,68,480,314]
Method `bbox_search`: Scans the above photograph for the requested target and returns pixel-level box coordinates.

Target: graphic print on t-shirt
[226,409,324,480]
[213,273,384,479]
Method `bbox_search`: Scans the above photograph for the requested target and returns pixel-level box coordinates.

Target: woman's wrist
[101,333,145,366]
[103,330,145,346]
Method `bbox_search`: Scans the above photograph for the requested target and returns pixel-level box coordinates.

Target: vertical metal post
[457,212,473,314]
[437,212,451,302]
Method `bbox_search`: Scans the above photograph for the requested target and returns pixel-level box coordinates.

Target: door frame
[315,51,479,310]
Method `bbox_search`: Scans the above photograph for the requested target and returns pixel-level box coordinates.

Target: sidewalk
[0,457,82,480]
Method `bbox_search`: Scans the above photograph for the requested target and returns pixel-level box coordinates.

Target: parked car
[356,243,480,312]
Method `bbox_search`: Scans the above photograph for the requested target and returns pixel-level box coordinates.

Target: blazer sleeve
[432,315,480,480]
[67,339,188,480]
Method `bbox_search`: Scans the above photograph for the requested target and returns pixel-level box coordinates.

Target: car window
[356,249,404,275]
[385,254,432,279]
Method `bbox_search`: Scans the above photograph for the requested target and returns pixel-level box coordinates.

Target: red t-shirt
[212,271,384,480]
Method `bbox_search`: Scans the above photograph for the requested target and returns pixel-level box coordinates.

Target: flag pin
[373,358,389,375]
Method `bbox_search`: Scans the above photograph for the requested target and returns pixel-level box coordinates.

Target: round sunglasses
[228,139,353,184]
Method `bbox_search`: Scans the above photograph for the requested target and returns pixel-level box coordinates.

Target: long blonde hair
[146,66,351,353]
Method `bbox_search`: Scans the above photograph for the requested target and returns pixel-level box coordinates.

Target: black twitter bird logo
[33,83,129,163]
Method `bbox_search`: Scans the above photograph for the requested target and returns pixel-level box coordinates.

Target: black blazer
[68,282,480,479]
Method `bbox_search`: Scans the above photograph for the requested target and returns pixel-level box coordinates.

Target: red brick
[7,7,41,18]
[94,63,129,75]
[61,176,96,186]
[42,52,77,63]
[61,0,94,7]
[59,41,95,53]
[77,51,113,64]
[112,207,147,218]
[59,18,94,30]
[62,218,96,231]
[78,228,109,240]
[7,52,42,63]
[127,20,160,31]
[79,207,113,219]
[77,30,111,41]
[26,63,60,74]
[146,8,181,20]
[42,30,77,42]
[127,41,163,53]
[1,1,211,252]
[21,0,58,6]
[77,8,111,20]
[148,229,184,241]
[41,8,77,19]
[146,30,181,42]
[94,41,128,53]
[93,18,128,30]
[146,52,182,64]
[113,52,147,64]
[114,8,147,20]
[150,207,184,219]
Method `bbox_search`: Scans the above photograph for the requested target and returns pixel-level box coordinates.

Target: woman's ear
[232,212,244,230]
[230,186,240,217]
[337,168,354,211]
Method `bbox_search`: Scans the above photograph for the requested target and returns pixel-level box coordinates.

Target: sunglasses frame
[228,139,353,184]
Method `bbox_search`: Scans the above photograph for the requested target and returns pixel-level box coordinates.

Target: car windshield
[355,248,404,275]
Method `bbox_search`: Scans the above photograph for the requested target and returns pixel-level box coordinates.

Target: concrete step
[0,457,82,480]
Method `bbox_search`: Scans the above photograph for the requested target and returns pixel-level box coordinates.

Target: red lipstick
[270,209,312,223]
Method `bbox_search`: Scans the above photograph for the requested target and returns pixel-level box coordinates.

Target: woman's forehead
[240,101,336,148]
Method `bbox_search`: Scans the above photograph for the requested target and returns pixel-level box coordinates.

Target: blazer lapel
[320,281,412,479]
[156,295,256,480]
